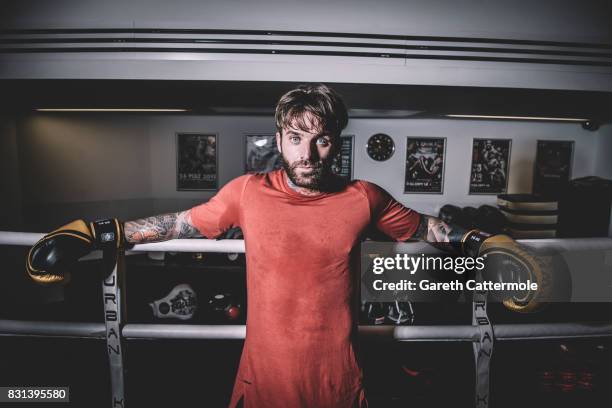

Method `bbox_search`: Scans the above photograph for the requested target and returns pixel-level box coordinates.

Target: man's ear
[276,131,282,153]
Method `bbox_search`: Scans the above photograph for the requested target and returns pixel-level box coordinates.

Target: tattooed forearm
[415,215,468,251]
[124,210,202,244]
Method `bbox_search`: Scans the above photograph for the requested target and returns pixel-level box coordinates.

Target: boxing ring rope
[139,236,612,253]
[3,320,612,341]
[3,231,610,253]
[2,231,612,408]
[0,231,245,254]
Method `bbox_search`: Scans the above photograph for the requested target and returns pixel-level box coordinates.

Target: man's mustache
[291,160,324,169]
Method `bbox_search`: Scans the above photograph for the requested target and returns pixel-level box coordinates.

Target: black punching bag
[558,176,612,237]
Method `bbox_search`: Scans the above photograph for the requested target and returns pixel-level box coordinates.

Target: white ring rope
[0,231,246,253]
[2,233,612,341]
[2,320,612,341]
[1,231,611,253]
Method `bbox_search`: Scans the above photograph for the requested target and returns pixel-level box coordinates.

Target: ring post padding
[103,251,127,408]
[472,269,494,408]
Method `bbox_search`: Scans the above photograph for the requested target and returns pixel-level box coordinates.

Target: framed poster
[404,137,446,193]
[469,138,511,194]
[331,135,354,180]
[245,133,282,173]
[176,133,218,191]
[533,140,574,197]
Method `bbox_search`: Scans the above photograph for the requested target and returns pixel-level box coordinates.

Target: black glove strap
[461,230,492,258]
[91,219,123,250]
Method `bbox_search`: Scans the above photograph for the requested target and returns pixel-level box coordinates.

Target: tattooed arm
[123,210,202,245]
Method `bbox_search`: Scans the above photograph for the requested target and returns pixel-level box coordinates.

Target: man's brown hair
[275,84,348,138]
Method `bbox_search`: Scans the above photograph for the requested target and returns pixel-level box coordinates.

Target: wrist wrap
[461,229,493,257]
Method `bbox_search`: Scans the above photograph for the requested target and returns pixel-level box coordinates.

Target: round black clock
[366,133,395,161]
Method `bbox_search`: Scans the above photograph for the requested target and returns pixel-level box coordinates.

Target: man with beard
[27,84,549,408]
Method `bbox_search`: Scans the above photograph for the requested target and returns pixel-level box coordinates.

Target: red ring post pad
[360,240,605,308]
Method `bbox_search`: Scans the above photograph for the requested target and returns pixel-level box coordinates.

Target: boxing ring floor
[1,232,612,407]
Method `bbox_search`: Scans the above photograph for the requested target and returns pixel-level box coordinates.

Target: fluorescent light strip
[36,108,188,112]
[446,114,588,122]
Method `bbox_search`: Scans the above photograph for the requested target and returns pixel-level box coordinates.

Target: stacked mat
[497,194,559,238]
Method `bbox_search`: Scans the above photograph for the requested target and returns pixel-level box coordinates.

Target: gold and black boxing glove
[459,230,554,313]
[26,219,129,284]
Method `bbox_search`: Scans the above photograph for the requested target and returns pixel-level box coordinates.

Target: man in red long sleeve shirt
[29,84,548,407]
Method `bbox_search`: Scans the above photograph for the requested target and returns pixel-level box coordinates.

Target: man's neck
[286,174,324,196]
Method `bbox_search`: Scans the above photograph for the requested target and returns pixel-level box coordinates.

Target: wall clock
[366,133,395,161]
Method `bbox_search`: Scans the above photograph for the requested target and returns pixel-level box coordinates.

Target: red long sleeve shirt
[191,169,421,408]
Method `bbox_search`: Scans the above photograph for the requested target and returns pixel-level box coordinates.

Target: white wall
[3,0,610,43]
[2,1,611,91]
[348,118,598,215]
[19,115,152,203]
[8,113,603,231]
[16,114,154,227]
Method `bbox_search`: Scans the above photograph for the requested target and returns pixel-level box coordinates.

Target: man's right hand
[26,219,127,284]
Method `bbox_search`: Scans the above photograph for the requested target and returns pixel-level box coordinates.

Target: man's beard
[281,156,334,191]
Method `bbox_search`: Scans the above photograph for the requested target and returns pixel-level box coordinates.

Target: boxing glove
[461,230,553,312]
[438,204,467,228]
[474,205,507,235]
[461,206,478,229]
[26,219,128,284]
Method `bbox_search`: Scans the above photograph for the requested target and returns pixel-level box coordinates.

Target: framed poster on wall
[404,137,446,193]
[176,133,218,191]
[533,140,574,197]
[245,133,282,173]
[469,138,511,194]
[331,135,354,180]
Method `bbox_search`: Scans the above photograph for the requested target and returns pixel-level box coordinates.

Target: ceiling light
[445,114,588,122]
[349,109,423,118]
[36,108,188,112]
